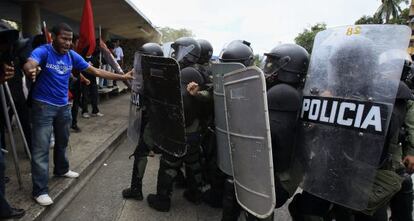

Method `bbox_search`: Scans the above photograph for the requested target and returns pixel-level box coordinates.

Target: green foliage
[355,15,383,24]
[159,27,194,43]
[356,3,409,25]
[294,23,327,54]
[375,0,409,23]
[253,54,263,67]
[388,7,410,24]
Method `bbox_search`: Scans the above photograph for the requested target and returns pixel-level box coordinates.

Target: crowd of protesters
[0,20,132,219]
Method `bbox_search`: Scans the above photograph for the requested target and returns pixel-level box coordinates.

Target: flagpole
[99,25,102,69]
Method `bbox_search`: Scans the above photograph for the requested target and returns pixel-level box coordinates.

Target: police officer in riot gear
[147,66,210,212]
[218,40,255,221]
[289,32,411,221]
[387,59,414,221]
[171,37,201,69]
[265,43,309,205]
[240,44,309,221]
[122,42,164,200]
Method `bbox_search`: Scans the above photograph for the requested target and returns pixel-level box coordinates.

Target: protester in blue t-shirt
[23,23,133,206]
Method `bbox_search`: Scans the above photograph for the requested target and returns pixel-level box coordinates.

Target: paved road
[56,139,227,221]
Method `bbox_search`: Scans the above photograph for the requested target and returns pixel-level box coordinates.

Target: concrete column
[21,1,41,37]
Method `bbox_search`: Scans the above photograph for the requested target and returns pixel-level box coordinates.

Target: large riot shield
[127,53,143,147]
[141,55,187,157]
[223,66,275,218]
[212,62,246,175]
[299,25,411,211]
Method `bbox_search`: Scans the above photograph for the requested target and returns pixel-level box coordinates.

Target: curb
[21,125,127,221]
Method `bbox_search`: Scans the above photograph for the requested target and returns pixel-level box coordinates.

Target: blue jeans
[31,100,71,197]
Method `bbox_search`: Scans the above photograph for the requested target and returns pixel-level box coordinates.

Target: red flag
[76,0,96,56]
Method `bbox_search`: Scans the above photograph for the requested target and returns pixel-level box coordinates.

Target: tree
[356,7,409,25]
[253,54,263,67]
[355,15,382,24]
[388,7,410,24]
[375,0,408,23]
[159,27,194,43]
[294,23,327,54]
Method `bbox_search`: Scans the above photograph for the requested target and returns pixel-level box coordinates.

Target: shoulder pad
[267,83,301,111]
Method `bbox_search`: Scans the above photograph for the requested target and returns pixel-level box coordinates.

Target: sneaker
[82,113,90,118]
[91,112,104,117]
[34,194,53,206]
[63,170,79,178]
[71,125,81,133]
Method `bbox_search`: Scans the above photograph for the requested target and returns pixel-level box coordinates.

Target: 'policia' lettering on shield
[300,96,390,135]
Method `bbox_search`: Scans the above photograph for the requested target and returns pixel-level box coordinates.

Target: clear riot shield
[223,66,275,218]
[127,53,143,147]
[299,25,411,211]
[211,62,246,175]
[141,55,187,157]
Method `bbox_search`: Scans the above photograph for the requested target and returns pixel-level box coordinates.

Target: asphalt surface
[55,139,227,221]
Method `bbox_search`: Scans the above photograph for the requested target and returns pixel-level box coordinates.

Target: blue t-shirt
[29,44,90,106]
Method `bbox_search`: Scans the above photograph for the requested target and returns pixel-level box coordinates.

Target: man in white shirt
[113,39,124,67]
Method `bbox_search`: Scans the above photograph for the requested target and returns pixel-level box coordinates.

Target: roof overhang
[6,0,161,41]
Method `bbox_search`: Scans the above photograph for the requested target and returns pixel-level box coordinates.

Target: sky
[130,0,400,55]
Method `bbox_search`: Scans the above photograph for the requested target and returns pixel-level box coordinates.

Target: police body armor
[141,55,187,157]
[211,62,246,176]
[298,25,411,211]
[223,66,275,219]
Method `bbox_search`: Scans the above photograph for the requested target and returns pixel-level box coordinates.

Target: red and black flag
[76,0,96,57]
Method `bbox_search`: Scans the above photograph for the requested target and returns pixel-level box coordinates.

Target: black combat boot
[122,186,143,200]
[122,156,146,200]
[147,194,171,212]
[147,158,175,212]
[221,178,241,221]
[183,188,203,205]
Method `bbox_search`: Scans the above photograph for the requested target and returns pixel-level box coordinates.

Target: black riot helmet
[138,42,164,56]
[171,37,201,68]
[197,39,213,64]
[328,36,377,98]
[219,40,254,67]
[263,44,309,85]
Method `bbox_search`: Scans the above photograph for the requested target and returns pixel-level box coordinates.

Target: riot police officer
[122,42,164,200]
[218,40,255,221]
[289,27,411,221]
[239,43,310,221]
[147,63,211,212]
[387,59,414,221]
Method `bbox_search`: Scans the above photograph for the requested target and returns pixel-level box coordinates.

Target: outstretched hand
[123,69,134,81]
